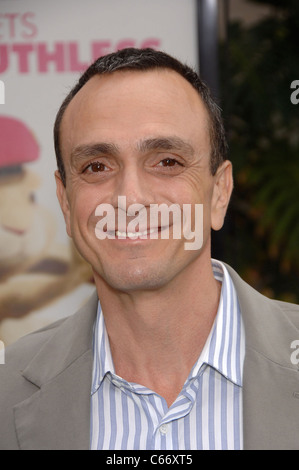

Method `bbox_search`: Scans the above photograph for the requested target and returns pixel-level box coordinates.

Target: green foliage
[220,0,299,302]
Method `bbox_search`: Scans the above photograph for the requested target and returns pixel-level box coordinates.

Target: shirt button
[159,424,168,434]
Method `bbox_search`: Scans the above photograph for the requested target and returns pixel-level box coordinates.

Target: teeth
[116,228,157,238]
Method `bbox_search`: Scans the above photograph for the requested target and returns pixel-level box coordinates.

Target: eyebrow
[137,136,195,157]
[70,136,195,165]
[71,142,120,164]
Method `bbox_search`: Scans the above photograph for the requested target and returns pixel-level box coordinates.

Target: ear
[55,170,72,238]
[211,160,233,231]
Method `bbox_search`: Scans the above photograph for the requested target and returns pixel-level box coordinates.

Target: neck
[94,256,221,406]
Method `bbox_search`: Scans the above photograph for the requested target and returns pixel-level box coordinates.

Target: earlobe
[55,170,72,238]
[211,161,233,231]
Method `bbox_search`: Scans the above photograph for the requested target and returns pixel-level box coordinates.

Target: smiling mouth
[98,225,172,240]
[115,227,158,239]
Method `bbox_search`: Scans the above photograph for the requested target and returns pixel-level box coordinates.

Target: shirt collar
[91,259,245,395]
[190,259,245,387]
[91,307,115,394]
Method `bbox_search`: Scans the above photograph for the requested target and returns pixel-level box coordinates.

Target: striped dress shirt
[90,259,245,450]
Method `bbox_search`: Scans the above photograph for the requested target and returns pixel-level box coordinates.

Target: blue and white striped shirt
[90,259,245,450]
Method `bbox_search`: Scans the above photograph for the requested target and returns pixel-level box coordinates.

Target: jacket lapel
[226,264,299,450]
[13,292,98,450]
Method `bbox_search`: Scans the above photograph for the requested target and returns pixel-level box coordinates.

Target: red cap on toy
[0,116,39,169]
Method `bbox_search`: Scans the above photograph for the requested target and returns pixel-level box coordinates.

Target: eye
[157,158,184,169]
[159,158,177,167]
[83,161,108,173]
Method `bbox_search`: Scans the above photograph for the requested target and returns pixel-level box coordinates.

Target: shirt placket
[152,378,200,450]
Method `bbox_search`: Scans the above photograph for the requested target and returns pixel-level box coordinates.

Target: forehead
[60,68,210,156]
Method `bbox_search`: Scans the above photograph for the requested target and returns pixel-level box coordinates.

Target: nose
[112,164,152,211]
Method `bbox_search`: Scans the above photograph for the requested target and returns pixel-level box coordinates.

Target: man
[0,48,299,450]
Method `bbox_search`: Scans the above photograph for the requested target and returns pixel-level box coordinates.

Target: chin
[98,263,175,293]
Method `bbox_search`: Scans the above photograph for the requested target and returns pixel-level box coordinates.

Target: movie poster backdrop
[0,0,198,345]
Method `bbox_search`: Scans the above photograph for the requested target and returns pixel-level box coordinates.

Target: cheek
[68,188,95,234]
[173,175,214,239]
[167,171,211,206]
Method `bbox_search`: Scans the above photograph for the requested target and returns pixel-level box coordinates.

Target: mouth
[97,225,172,241]
[115,227,158,239]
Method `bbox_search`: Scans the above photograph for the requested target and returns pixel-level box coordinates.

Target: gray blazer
[1,264,299,450]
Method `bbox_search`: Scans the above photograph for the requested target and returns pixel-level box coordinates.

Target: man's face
[56,69,232,292]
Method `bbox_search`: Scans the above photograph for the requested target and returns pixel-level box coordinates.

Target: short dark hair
[54,48,228,186]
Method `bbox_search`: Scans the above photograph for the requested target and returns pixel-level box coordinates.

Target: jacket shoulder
[2,316,68,371]
[273,298,299,328]
[0,317,69,410]
[0,291,98,449]
[2,290,98,373]
[0,318,69,450]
